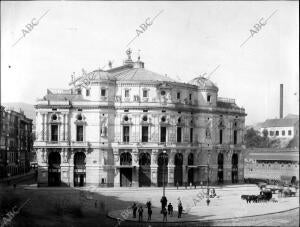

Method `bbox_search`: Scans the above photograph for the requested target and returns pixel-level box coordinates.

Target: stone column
[61,148,71,186]
[224,149,233,184]
[167,149,176,186]
[69,148,74,187]
[42,114,45,141]
[37,148,48,187]
[183,150,189,185]
[132,148,139,187]
[113,148,120,187]
[150,149,158,186]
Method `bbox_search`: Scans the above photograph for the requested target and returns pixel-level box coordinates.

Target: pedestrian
[170,203,173,216]
[167,203,172,215]
[190,182,192,189]
[138,205,143,222]
[176,181,179,190]
[194,183,196,189]
[200,181,203,189]
[132,202,137,218]
[206,198,210,206]
[94,200,97,208]
[147,207,152,221]
[162,207,168,222]
[178,202,183,218]
[160,196,167,214]
[146,200,152,209]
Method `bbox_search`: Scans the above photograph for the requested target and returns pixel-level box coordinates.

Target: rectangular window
[101,89,106,97]
[123,126,129,142]
[275,131,279,136]
[86,89,90,96]
[288,130,292,136]
[189,93,192,101]
[207,95,211,102]
[161,127,166,142]
[233,130,237,145]
[219,129,223,144]
[270,131,274,136]
[282,130,285,136]
[143,90,148,98]
[190,128,193,143]
[177,92,181,99]
[51,125,58,141]
[76,125,83,141]
[142,126,148,142]
[177,127,182,142]
[77,89,82,95]
[125,89,129,97]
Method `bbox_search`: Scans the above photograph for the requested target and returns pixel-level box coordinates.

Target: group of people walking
[131,196,184,223]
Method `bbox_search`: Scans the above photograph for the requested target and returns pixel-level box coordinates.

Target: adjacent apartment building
[0,106,33,179]
[34,50,247,187]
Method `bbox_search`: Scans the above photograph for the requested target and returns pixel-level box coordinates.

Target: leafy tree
[244,128,281,148]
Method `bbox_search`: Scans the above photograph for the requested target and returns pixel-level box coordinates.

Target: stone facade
[0,106,33,179]
[34,51,246,187]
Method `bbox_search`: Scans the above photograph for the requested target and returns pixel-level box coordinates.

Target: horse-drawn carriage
[241,190,272,203]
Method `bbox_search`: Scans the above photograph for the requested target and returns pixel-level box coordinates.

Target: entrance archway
[48,152,61,186]
[157,152,168,187]
[174,153,183,186]
[74,152,86,187]
[188,153,194,185]
[139,152,151,187]
[218,153,224,184]
[232,153,238,183]
[120,152,132,187]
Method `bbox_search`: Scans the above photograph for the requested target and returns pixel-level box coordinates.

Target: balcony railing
[217,97,235,104]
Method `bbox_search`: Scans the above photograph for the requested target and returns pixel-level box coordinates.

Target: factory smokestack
[280,84,283,119]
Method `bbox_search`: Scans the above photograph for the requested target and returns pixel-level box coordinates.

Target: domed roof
[85,70,116,81]
[188,76,218,90]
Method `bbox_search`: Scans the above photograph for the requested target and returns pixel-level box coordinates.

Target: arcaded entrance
[174,153,183,186]
[48,152,61,186]
[218,153,224,184]
[120,152,132,187]
[232,153,238,183]
[187,153,194,185]
[157,152,168,187]
[139,152,151,187]
[74,152,86,187]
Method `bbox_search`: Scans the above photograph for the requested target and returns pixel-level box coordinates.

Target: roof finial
[126,48,132,60]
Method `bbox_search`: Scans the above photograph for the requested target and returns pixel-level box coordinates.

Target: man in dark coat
[138,205,143,222]
[132,202,137,218]
[178,202,183,218]
[160,196,167,213]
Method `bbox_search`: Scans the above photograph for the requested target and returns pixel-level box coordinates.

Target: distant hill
[2,102,36,125]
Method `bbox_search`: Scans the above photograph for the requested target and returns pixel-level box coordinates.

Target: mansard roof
[41,89,88,102]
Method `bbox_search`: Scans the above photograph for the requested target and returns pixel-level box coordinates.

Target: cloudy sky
[1,1,299,125]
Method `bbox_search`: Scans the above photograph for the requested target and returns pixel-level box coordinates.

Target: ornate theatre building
[34,50,246,187]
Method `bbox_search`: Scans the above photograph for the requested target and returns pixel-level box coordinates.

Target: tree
[244,128,281,148]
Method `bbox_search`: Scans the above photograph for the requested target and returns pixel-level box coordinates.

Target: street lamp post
[162,150,166,197]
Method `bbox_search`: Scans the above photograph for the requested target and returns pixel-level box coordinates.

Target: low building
[260,115,299,140]
[0,106,33,179]
[244,148,299,184]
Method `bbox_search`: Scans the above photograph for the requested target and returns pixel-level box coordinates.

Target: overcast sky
[1,1,299,125]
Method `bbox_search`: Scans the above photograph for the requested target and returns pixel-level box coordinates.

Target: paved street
[2,182,296,226]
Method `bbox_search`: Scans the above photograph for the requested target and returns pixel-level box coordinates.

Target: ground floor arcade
[36,146,244,187]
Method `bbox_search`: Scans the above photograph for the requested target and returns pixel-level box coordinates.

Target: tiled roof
[261,118,299,128]
[111,68,178,82]
[248,152,299,161]
[43,93,88,102]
